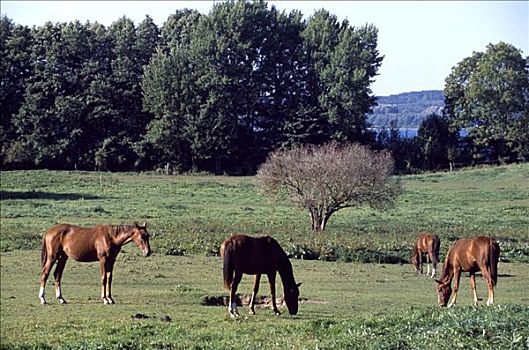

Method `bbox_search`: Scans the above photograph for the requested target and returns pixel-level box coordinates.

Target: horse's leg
[430,253,437,278]
[104,258,116,304]
[481,267,495,306]
[249,274,261,315]
[447,269,461,308]
[53,254,68,304]
[228,271,242,317]
[267,272,280,315]
[470,273,478,306]
[418,252,423,274]
[39,254,56,305]
[426,253,432,276]
[99,258,110,304]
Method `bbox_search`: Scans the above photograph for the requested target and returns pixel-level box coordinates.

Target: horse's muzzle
[143,249,152,257]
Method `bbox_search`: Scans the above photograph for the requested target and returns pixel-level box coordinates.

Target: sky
[2,1,528,96]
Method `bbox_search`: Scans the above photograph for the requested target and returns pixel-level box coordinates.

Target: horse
[436,236,499,307]
[220,234,301,317]
[39,222,151,305]
[411,233,440,278]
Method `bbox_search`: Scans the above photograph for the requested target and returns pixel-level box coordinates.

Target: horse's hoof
[249,310,256,315]
[58,298,67,304]
[40,299,47,305]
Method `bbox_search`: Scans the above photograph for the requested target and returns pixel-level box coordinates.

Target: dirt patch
[202,295,327,307]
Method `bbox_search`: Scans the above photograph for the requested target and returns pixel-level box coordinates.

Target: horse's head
[435,280,451,307]
[411,254,419,270]
[132,222,151,257]
[284,282,301,315]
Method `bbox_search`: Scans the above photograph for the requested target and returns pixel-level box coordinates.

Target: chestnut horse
[39,223,151,305]
[436,236,499,307]
[220,234,301,317]
[411,233,440,278]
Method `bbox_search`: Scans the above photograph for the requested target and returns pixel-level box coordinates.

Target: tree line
[2,1,528,174]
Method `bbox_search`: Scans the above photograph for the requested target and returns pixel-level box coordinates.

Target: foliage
[1,1,383,174]
[256,142,402,231]
[417,114,458,170]
[444,42,529,162]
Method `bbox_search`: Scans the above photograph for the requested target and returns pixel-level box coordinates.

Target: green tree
[302,10,382,143]
[13,22,95,168]
[444,42,529,161]
[417,114,457,170]
[0,17,33,166]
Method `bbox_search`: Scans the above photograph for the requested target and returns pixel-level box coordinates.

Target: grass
[1,164,529,348]
[1,163,528,262]
[1,249,528,349]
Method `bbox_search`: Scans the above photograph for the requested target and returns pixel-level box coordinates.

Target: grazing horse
[39,223,151,305]
[220,234,301,317]
[411,233,440,278]
[436,236,499,307]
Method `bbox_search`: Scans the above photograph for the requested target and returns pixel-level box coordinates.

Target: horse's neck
[277,258,296,288]
[111,226,132,245]
[439,260,454,283]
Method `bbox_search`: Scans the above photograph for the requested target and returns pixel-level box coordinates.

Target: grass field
[1,250,528,349]
[1,164,529,348]
[1,163,528,262]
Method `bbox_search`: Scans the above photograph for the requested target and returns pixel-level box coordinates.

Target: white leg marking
[39,286,47,304]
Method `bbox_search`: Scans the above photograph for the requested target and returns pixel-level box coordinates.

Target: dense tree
[302,10,381,143]
[417,114,457,170]
[257,142,402,231]
[2,2,387,173]
[0,17,34,165]
[444,42,529,162]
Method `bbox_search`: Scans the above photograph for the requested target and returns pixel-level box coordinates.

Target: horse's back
[221,234,283,274]
[44,224,110,262]
[448,236,498,272]
[416,233,439,252]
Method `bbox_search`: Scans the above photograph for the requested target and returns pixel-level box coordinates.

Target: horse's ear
[296,282,302,288]
[142,222,147,229]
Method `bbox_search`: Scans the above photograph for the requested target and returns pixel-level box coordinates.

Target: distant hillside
[368,90,444,128]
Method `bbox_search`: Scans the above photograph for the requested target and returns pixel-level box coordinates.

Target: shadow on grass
[0,190,104,201]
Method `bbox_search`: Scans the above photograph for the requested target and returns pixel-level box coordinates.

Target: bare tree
[256,142,402,231]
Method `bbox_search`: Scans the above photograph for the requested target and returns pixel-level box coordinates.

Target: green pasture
[1,250,528,349]
[1,163,528,262]
[1,164,529,348]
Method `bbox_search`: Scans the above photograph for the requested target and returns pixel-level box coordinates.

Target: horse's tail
[489,239,500,286]
[221,240,234,291]
[41,232,48,268]
[432,235,441,264]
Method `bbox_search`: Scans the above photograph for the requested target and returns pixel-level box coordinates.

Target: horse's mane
[109,225,134,238]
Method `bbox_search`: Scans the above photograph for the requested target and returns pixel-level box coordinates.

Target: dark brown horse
[411,233,440,278]
[39,223,151,305]
[220,234,301,317]
[436,236,499,307]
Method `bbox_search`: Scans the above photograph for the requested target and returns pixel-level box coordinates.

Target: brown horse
[39,223,151,305]
[411,233,440,278]
[436,236,499,307]
[220,234,301,317]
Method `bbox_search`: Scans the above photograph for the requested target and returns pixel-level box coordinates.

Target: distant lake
[398,128,418,138]
[371,128,468,139]
[370,128,418,138]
